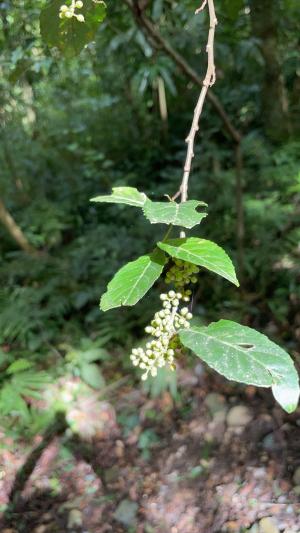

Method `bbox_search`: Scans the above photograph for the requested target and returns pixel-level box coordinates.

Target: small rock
[204,393,227,417]
[226,405,253,427]
[262,433,277,451]
[114,499,138,527]
[34,526,47,533]
[292,466,300,485]
[258,517,279,533]
[292,485,300,496]
[67,509,83,529]
[104,465,119,484]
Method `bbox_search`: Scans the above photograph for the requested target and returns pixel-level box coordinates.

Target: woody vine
[41,0,299,412]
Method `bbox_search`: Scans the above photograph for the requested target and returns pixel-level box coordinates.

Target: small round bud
[145,326,152,334]
[168,290,176,299]
[75,0,83,7]
[65,10,73,18]
[181,307,189,316]
[187,312,193,320]
[151,367,158,377]
[60,4,69,12]
[76,13,85,22]
[141,373,148,381]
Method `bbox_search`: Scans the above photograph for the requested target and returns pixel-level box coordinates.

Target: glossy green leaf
[158,237,239,286]
[100,250,167,311]
[81,363,105,389]
[40,0,106,57]
[143,199,207,228]
[91,186,146,207]
[180,320,300,413]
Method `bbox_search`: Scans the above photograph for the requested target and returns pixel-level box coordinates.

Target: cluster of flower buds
[130,289,193,381]
[165,258,200,290]
[59,1,84,22]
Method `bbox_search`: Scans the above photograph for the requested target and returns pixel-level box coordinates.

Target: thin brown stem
[180,0,217,204]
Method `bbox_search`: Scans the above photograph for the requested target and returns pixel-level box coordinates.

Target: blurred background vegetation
[0,0,299,438]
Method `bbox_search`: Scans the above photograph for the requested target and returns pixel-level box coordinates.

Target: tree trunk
[250,0,291,141]
[0,198,38,255]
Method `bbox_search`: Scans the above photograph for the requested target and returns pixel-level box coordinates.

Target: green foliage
[92,187,207,229]
[0,359,50,422]
[143,199,207,229]
[0,0,299,435]
[158,238,239,286]
[98,188,298,411]
[179,321,299,413]
[64,337,108,388]
[91,187,147,207]
[143,366,178,399]
[100,250,167,311]
[40,0,106,57]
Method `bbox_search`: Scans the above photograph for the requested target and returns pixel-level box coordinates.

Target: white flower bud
[75,0,83,8]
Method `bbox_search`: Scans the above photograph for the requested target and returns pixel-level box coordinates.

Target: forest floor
[0,362,300,533]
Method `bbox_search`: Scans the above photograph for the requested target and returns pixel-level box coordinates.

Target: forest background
[0,2,300,529]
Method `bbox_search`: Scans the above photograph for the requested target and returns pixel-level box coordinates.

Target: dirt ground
[1,363,300,533]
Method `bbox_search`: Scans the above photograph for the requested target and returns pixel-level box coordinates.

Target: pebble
[258,517,279,533]
[67,509,83,529]
[114,499,138,527]
[33,526,47,533]
[226,405,253,427]
[292,485,300,496]
[262,433,277,451]
[292,466,300,485]
[204,393,227,417]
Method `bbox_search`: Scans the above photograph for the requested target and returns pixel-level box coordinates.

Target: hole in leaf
[237,343,254,349]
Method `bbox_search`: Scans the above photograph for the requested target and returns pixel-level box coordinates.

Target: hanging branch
[124,0,245,279]
[179,0,217,203]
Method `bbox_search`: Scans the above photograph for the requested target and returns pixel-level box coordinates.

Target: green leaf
[81,363,105,389]
[40,0,106,57]
[143,199,207,229]
[6,359,33,374]
[91,188,207,229]
[179,320,300,413]
[91,187,146,207]
[82,348,109,362]
[100,250,167,311]
[158,237,239,286]
[0,384,29,420]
